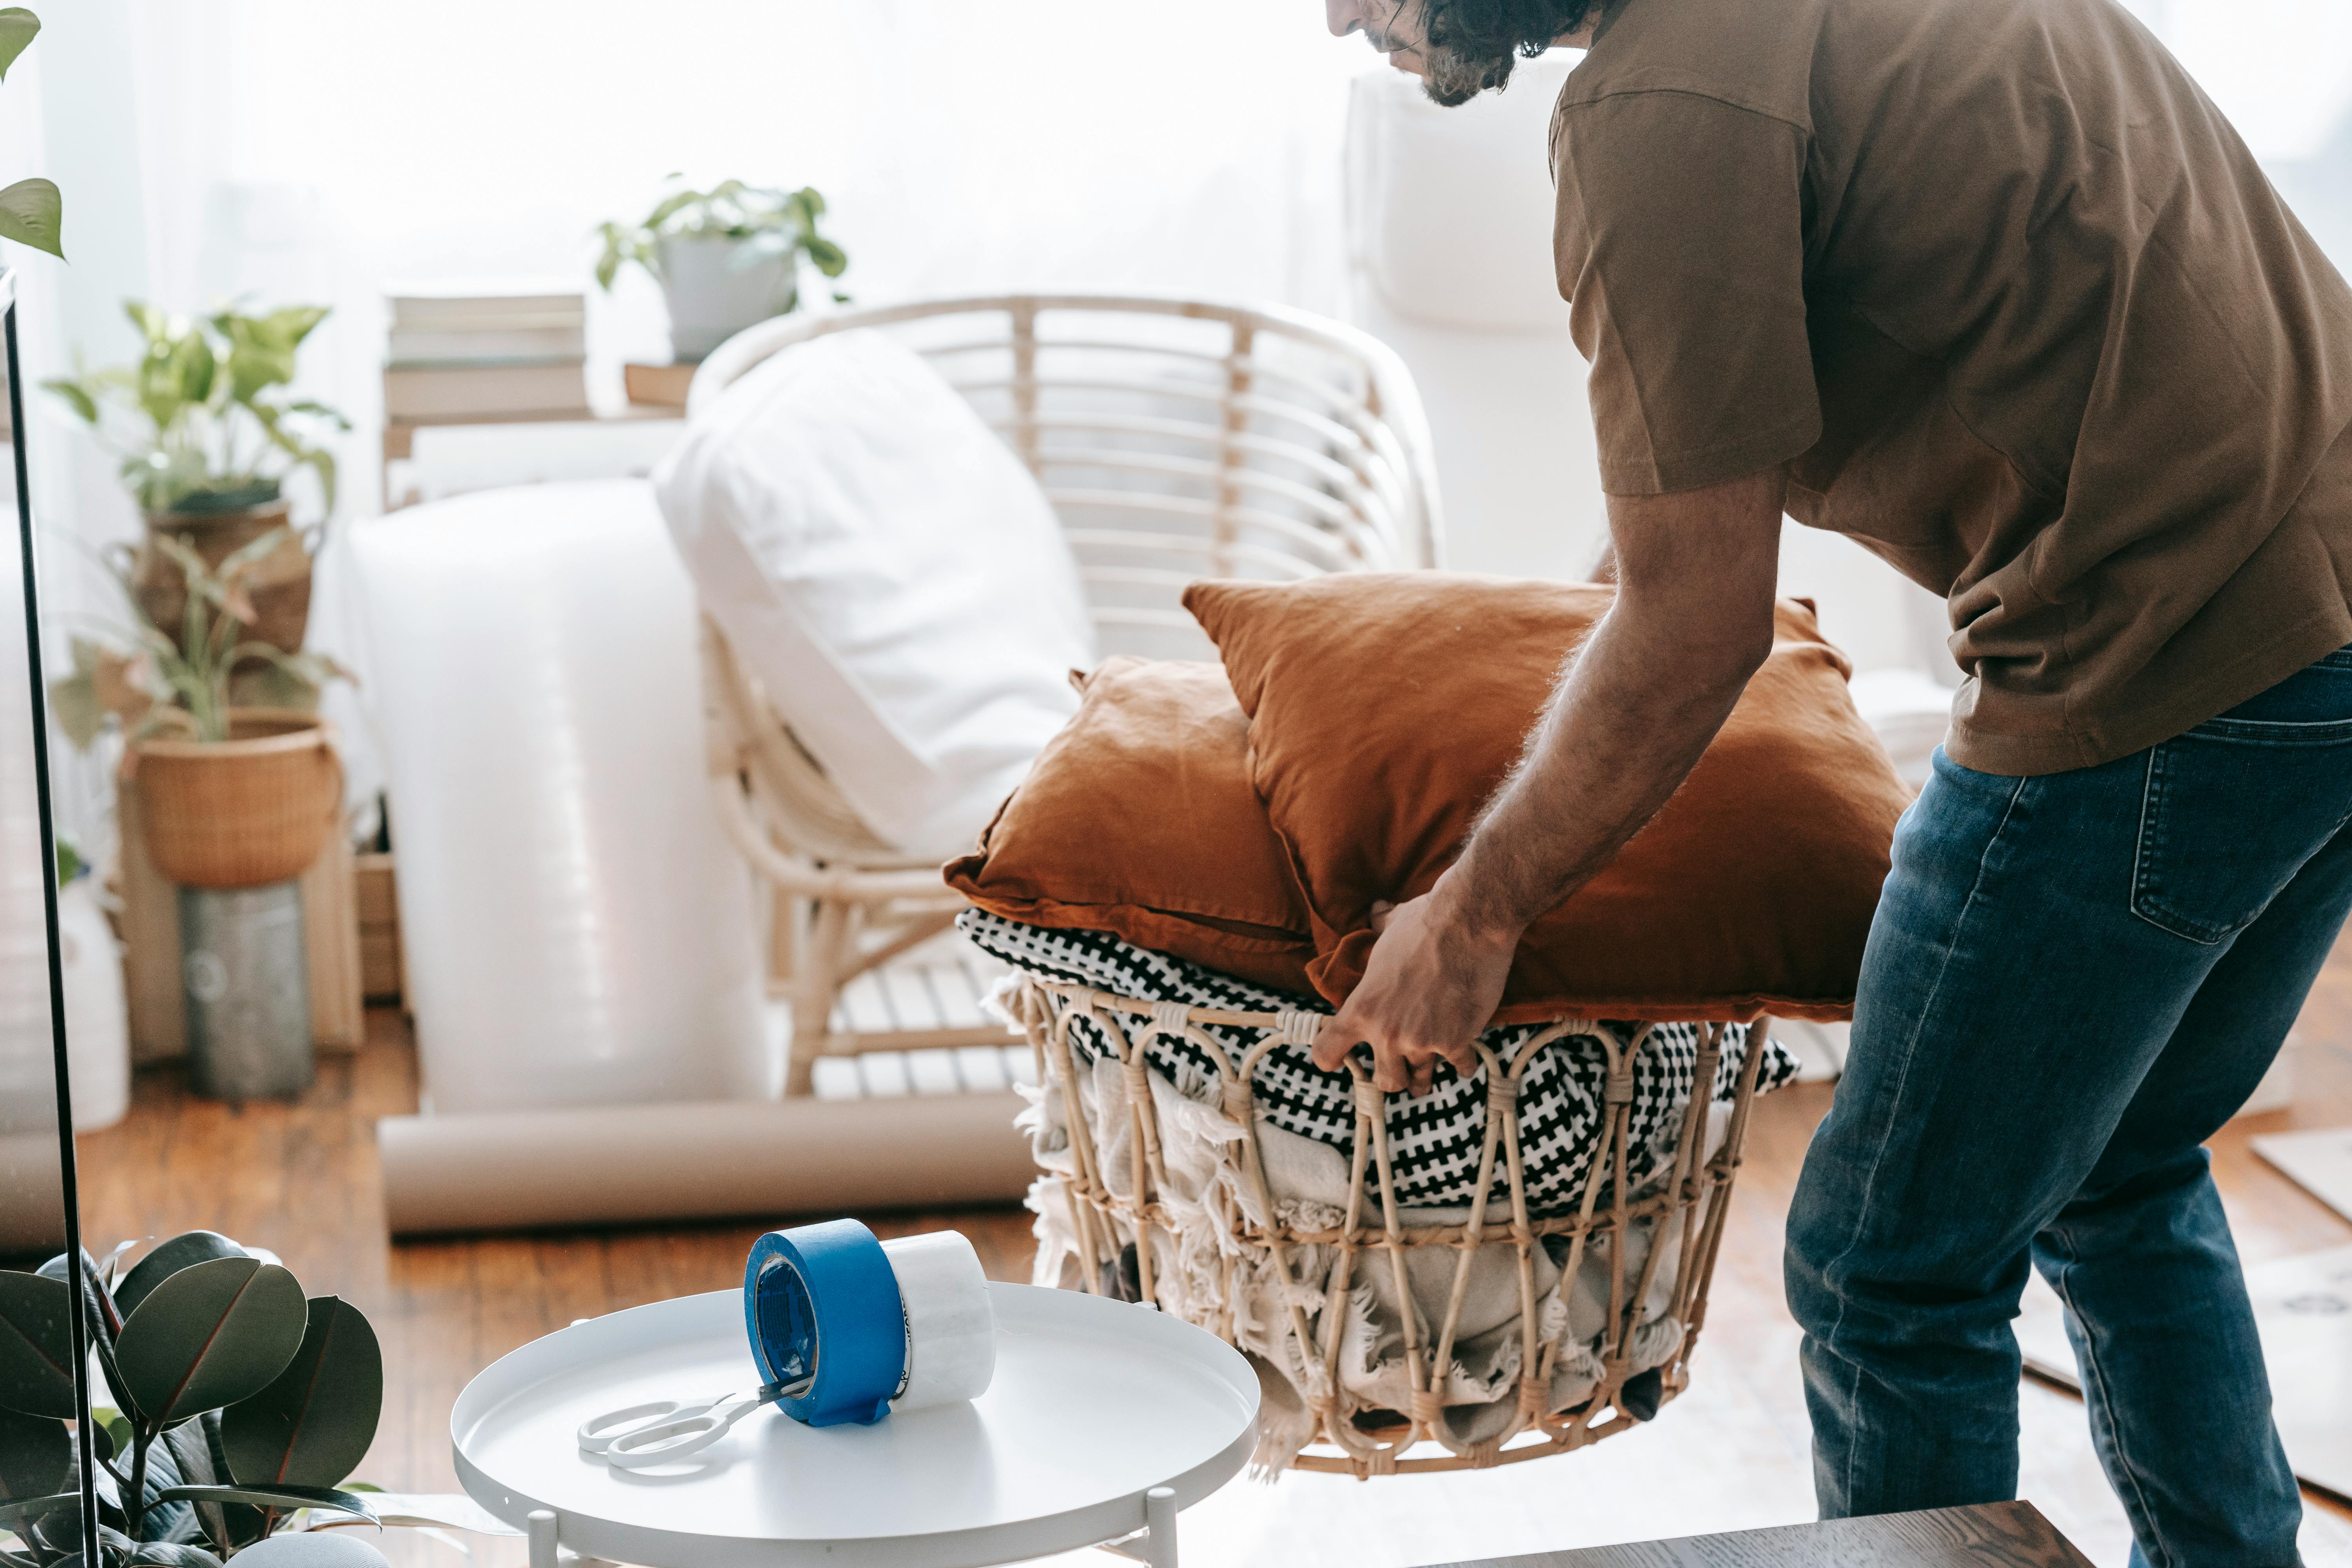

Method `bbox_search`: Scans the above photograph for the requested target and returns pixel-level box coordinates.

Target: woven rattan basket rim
[134,707,336,762]
[1027,976,1613,1035]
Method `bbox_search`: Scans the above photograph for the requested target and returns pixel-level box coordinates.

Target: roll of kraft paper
[744,1219,996,1428]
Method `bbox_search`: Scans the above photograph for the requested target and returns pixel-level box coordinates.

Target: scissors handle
[576,1400,683,1455]
[603,1390,764,1470]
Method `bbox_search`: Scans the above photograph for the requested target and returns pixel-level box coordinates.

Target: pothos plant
[45,526,350,750]
[45,303,348,518]
[594,177,849,301]
[0,9,64,263]
[0,1233,385,1568]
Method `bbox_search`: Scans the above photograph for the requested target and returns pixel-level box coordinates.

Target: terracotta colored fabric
[944,657,1317,993]
[1183,573,1908,1023]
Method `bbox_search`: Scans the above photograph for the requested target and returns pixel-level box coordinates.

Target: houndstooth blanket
[960,909,1798,1216]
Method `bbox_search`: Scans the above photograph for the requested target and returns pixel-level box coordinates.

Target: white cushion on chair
[655,328,1095,858]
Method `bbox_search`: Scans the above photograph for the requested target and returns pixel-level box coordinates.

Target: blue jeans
[1784,649,2352,1566]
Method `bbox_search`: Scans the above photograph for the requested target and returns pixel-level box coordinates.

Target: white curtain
[64,1,1368,470]
[6,0,2352,845]
[13,0,1375,845]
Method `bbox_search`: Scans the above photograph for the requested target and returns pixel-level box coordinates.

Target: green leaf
[112,1238,245,1325]
[151,1487,374,1526]
[158,1414,256,1558]
[124,302,172,344]
[45,667,103,751]
[41,1524,147,1568]
[0,10,39,80]
[644,188,703,230]
[0,178,62,261]
[0,1274,75,1420]
[127,1545,221,1568]
[113,1260,305,1430]
[0,1493,79,1529]
[175,334,215,409]
[42,1252,129,1419]
[260,307,328,350]
[0,1410,68,1503]
[221,1299,379,1492]
[41,379,98,424]
[24,1500,120,1562]
[804,237,848,278]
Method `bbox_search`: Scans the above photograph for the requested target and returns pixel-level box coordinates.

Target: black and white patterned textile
[962,910,1800,1216]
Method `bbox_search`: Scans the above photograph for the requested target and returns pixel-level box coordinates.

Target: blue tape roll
[743,1219,908,1428]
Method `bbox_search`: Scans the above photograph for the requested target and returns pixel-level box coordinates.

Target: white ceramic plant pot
[658,235,795,363]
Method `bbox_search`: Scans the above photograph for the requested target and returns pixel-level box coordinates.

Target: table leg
[1141,1486,1178,1568]
[527,1509,559,1568]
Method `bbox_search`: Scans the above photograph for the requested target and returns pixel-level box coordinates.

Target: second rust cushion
[944,656,1317,993]
[1182,573,1909,1023]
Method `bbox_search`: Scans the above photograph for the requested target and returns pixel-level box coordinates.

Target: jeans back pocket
[2133,710,2352,944]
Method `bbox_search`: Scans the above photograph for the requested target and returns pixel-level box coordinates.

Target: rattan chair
[688,294,1445,1094]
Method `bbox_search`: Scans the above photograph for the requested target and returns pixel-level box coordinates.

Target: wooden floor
[69,944,2352,1568]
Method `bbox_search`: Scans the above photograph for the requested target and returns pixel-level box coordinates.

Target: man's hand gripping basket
[1003,975,1771,1477]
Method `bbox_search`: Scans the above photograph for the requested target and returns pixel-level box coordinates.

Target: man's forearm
[1439,603,1759,942]
[1308,468,1784,1089]
[1435,471,1787,946]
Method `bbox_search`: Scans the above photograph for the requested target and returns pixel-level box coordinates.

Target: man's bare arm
[1311,467,1787,1093]
[1447,469,1785,938]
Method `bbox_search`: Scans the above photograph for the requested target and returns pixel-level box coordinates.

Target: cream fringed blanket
[969,910,1794,1475]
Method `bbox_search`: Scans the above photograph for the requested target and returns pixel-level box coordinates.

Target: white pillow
[655,329,1095,858]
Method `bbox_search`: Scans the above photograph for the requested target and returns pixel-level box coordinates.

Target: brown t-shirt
[1552,0,2352,774]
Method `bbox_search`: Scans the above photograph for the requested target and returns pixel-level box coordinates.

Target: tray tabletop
[451,1283,1258,1568]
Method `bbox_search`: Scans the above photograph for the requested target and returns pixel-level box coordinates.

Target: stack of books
[383,283,591,421]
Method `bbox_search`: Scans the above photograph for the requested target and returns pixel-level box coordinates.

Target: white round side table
[451,1283,1259,1568]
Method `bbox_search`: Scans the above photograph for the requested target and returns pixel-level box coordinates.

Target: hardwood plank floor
[69,943,2352,1568]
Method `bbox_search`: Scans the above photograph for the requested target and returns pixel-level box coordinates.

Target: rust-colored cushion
[945,657,1318,993]
[1182,573,1908,1023]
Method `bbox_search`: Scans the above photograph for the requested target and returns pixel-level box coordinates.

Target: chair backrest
[691,293,1446,661]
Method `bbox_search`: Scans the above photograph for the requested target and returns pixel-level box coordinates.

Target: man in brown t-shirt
[1318,0,2352,1551]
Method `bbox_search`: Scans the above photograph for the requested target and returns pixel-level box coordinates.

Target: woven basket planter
[134,709,343,889]
[1004,974,1769,1477]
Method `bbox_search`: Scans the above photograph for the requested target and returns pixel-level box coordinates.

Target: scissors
[576,1381,793,1470]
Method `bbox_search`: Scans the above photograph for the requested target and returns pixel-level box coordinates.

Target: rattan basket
[1004,975,1769,1477]
[133,709,343,889]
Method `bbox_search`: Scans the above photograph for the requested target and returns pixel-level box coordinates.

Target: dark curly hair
[1412,0,1603,105]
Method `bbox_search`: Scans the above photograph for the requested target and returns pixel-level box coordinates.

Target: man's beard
[1421,42,1520,106]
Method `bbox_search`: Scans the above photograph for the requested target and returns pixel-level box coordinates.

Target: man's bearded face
[1347,2,1521,106]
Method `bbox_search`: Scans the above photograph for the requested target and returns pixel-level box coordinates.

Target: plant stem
[126,1425,153,1539]
[97,1449,133,1494]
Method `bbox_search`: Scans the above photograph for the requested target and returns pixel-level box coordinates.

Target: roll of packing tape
[882,1229,997,1410]
[742,1220,996,1428]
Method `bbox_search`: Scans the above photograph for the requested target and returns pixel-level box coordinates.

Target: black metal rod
[6,287,101,1567]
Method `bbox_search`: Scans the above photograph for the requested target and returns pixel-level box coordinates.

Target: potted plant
[0,1233,385,1567]
[46,523,348,1100]
[595,177,849,362]
[47,524,348,886]
[46,302,348,662]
